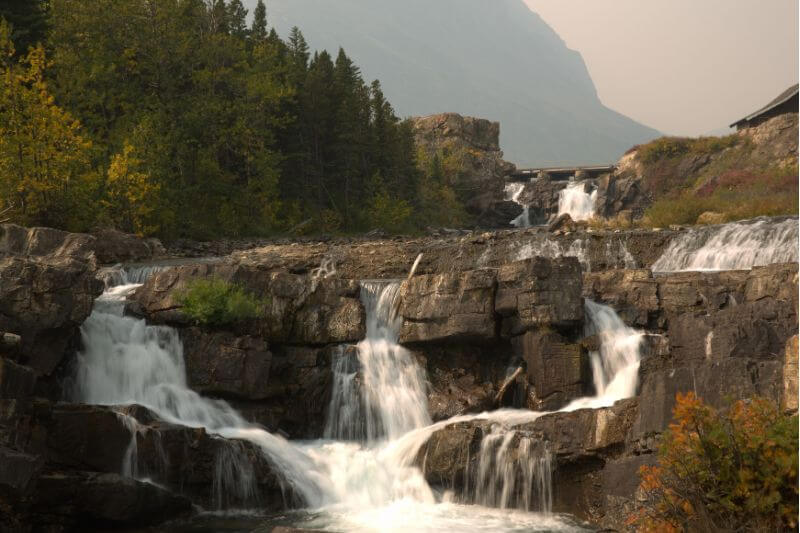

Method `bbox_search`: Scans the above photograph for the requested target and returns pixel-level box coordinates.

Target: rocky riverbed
[0,217,797,531]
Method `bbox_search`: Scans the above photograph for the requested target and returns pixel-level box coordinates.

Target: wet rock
[0,358,36,399]
[133,263,365,344]
[517,329,590,410]
[0,231,103,377]
[0,446,42,494]
[398,269,497,344]
[475,200,524,229]
[548,213,576,233]
[0,333,21,360]
[41,404,133,474]
[583,269,659,328]
[416,421,486,488]
[32,471,191,528]
[181,329,272,400]
[415,345,510,421]
[496,257,583,335]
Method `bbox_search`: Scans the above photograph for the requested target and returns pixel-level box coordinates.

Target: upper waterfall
[557,182,597,222]
[652,217,799,272]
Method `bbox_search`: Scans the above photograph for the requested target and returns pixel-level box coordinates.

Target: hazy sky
[524,0,799,135]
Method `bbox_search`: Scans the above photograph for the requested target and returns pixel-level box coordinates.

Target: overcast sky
[524,0,799,135]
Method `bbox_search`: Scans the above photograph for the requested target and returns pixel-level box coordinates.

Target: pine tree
[251,0,267,42]
[0,0,49,55]
[227,0,248,39]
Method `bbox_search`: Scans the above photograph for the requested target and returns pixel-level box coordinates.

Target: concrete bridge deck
[507,165,616,182]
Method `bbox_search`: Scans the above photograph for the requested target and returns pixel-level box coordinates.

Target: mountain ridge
[252,0,661,166]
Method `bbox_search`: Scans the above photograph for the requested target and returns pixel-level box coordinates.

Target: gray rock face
[181,328,272,400]
[410,113,515,217]
[496,257,583,334]
[518,329,589,410]
[132,263,365,345]
[398,269,497,344]
[0,225,103,378]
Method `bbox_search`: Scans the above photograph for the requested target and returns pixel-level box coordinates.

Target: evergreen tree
[0,0,49,55]
[227,0,248,39]
[251,0,267,42]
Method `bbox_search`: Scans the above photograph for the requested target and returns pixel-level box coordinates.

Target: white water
[557,182,597,222]
[515,238,637,272]
[73,268,642,531]
[651,217,799,272]
[505,182,531,228]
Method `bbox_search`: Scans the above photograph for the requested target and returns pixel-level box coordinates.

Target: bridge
[507,164,616,182]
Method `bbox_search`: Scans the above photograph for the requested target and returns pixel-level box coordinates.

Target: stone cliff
[0,219,796,531]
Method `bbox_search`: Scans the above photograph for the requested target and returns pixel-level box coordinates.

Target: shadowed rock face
[0,225,103,380]
[0,222,797,531]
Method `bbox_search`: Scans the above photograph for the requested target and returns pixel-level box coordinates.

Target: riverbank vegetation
[0,0,467,239]
[632,392,798,532]
[632,134,798,227]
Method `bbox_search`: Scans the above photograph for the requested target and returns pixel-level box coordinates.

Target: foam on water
[651,217,798,272]
[557,182,597,222]
[74,265,641,531]
[505,182,531,228]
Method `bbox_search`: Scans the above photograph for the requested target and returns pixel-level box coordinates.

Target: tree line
[0,0,466,238]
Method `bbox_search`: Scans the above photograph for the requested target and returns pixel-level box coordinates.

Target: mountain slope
[252,0,660,166]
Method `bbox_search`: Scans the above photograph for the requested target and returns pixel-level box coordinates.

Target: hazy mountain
[251,0,661,166]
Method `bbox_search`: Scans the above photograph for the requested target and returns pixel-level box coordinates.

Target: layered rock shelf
[0,218,797,531]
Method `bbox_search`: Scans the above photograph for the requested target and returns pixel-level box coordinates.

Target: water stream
[557,182,597,222]
[652,217,798,272]
[72,268,643,531]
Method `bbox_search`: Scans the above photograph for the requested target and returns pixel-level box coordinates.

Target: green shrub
[632,393,798,532]
[637,134,740,165]
[179,279,266,326]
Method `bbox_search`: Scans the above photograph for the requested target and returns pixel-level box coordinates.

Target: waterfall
[73,282,332,508]
[505,182,531,228]
[561,300,643,412]
[651,217,798,272]
[557,182,597,222]
[73,263,636,530]
[473,428,552,512]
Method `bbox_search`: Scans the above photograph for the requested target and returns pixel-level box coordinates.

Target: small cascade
[213,441,260,510]
[505,182,531,228]
[516,239,590,271]
[562,300,643,412]
[74,281,332,509]
[98,264,168,288]
[325,281,431,442]
[557,182,597,222]
[651,217,799,272]
[117,412,139,479]
[473,427,552,512]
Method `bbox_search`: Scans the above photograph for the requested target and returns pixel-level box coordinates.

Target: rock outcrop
[0,225,103,380]
[410,113,516,225]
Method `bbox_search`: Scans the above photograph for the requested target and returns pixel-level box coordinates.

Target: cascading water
[73,281,332,508]
[557,182,597,222]
[73,261,644,531]
[651,217,799,272]
[325,281,430,442]
[505,182,531,228]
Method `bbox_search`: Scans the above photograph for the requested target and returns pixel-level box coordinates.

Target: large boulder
[181,329,272,400]
[91,228,165,264]
[410,113,515,217]
[398,269,497,344]
[0,225,103,378]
